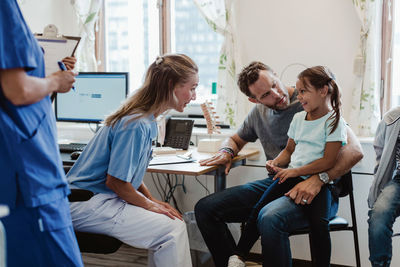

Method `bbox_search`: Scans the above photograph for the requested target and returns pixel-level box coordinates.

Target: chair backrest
[331,171,353,198]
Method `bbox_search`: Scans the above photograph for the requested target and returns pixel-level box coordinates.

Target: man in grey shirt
[195,61,363,267]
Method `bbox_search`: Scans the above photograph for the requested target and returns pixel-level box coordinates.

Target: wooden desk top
[147,148,259,176]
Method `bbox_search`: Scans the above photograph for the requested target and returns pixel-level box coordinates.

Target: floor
[82,245,148,267]
[81,244,262,267]
[81,245,350,267]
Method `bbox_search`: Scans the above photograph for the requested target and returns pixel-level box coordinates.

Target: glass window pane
[171,0,224,105]
[104,0,160,93]
[391,2,400,108]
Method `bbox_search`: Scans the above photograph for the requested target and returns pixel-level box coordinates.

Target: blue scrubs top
[0,0,69,208]
[67,115,157,193]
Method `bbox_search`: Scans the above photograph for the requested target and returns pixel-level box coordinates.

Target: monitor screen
[55,72,128,123]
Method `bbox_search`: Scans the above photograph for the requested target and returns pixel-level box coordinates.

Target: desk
[147,148,259,192]
[62,148,259,193]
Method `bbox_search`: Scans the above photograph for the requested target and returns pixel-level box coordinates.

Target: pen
[57,61,75,91]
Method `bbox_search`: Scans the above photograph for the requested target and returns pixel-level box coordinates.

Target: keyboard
[59,143,87,153]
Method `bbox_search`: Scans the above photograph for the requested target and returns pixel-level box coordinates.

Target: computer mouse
[70,151,82,160]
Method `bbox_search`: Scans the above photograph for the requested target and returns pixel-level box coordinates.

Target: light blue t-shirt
[67,114,157,193]
[287,111,347,179]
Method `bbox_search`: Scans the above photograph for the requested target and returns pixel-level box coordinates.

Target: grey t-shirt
[237,91,303,160]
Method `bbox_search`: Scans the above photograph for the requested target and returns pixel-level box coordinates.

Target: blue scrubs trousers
[1,196,83,267]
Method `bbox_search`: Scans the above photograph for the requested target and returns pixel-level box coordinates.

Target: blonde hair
[105,54,198,127]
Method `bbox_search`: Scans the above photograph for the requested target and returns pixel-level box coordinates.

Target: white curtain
[193,0,247,128]
[71,0,103,71]
[349,0,382,136]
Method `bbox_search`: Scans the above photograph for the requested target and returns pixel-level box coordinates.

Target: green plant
[224,102,236,127]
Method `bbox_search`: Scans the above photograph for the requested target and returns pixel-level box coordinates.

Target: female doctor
[0,1,83,266]
[67,54,198,267]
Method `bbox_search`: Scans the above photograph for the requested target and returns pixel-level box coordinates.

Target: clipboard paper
[35,33,81,75]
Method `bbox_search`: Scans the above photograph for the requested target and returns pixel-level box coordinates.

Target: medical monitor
[55,72,128,123]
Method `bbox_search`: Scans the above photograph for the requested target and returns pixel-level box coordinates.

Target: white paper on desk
[36,37,80,75]
[149,155,195,166]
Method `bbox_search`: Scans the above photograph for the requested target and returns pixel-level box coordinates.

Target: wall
[19,0,79,36]
[234,0,361,121]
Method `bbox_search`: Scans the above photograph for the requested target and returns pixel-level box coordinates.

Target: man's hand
[284,175,323,205]
[274,168,299,183]
[199,152,232,174]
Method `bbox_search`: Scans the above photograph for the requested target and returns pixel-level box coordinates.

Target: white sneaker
[227,255,245,267]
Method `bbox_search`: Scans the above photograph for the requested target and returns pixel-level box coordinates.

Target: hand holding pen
[57,60,76,91]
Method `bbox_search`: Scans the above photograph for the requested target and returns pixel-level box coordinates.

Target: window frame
[380,0,394,115]
[97,0,216,116]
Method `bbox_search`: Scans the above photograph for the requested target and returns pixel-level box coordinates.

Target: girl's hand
[273,168,299,183]
[266,160,278,174]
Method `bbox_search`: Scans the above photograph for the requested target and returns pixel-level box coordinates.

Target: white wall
[234,0,361,121]
[19,0,79,36]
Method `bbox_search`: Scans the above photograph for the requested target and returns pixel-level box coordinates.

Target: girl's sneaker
[227,255,245,267]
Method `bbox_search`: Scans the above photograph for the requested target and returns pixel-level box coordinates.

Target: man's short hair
[237,62,273,97]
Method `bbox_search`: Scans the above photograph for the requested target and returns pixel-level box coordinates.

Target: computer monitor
[55,72,128,123]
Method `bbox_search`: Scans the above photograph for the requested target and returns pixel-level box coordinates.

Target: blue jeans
[368,174,400,267]
[235,177,332,267]
[194,177,338,267]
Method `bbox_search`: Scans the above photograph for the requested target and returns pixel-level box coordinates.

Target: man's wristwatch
[318,172,330,184]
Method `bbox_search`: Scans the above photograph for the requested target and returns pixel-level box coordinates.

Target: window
[392,2,400,108]
[103,0,223,109]
[171,0,223,105]
[104,0,160,92]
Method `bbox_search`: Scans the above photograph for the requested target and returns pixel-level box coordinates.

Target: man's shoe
[227,255,245,267]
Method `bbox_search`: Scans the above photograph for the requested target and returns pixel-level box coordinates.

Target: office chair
[64,166,123,254]
[247,171,361,267]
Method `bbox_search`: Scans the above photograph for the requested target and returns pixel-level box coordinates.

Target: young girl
[228,66,347,267]
[67,54,198,267]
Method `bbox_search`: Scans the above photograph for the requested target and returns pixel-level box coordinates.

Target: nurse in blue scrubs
[67,54,198,267]
[0,1,83,266]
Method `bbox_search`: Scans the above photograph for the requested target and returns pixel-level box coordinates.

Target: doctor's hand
[147,199,182,220]
[49,70,77,94]
[61,56,77,70]
[284,175,323,205]
[151,198,182,220]
[199,152,232,174]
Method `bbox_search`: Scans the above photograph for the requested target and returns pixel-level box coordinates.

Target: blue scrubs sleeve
[108,124,146,185]
[0,0,40,70]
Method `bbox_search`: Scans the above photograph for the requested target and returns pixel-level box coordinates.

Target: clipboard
[34,25,81,76]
